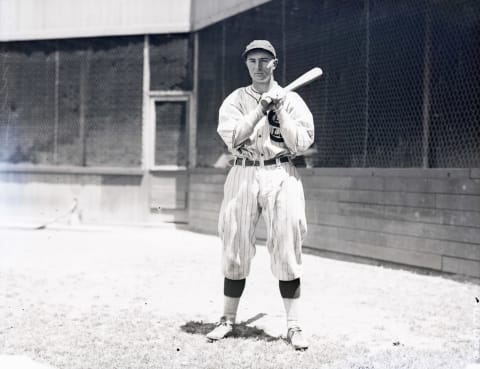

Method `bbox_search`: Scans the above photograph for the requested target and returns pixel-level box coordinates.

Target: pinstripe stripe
[246,174,252,273]
[219,162,307,281]
[233,166,241,278]
[218,82,312,281]
[240,168,247,279]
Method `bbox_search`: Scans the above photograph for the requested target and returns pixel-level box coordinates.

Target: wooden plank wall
[189,168,480,278]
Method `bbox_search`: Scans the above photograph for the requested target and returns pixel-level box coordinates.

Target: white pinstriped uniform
[217,83,314,281]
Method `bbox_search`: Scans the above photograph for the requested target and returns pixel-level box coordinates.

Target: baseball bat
[260,67,323,108]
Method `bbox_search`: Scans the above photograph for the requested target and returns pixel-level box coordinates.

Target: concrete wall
[189,167,480,278]
[0,167,149,225]
[2,165,478,278]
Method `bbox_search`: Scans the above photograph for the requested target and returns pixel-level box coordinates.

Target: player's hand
[260,86,286,113]
[260,96,274,114]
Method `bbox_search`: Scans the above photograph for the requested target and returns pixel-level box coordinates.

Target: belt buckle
[275,157,282,168]
[242,158,246,168]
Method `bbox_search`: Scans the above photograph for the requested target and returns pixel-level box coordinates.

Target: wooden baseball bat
[261,67,323,108]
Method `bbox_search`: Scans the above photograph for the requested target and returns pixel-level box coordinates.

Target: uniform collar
[248,80,279,95]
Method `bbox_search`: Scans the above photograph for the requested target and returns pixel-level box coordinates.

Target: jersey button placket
[255,127,264,166]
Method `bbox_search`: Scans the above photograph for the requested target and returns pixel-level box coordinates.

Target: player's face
[245,50,277,84]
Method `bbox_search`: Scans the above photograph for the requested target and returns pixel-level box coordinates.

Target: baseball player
[206,40,314,350]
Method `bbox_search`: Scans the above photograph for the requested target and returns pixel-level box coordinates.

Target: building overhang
[0,0,271,41]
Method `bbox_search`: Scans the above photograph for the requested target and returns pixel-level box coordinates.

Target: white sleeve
[217,89,264,151]
[276,92,314,154]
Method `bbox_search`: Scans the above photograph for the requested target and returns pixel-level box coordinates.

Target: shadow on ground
[180,313,281,342]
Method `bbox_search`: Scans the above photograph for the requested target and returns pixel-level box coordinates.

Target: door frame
[143,91,192,222]
[146,91,192,171]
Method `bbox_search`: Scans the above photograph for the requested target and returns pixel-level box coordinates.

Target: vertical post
[53,46,59,164]
[281,0,286,85]
[141,34,152,221]
[421,9,432,169]
[362,0,370,168]
[189,32,198,169]
[79,47,90,167]
[221,22,226,99]
[1,50,11,151]
[142,34,151,170]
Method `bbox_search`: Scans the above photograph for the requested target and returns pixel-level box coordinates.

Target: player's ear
[272,58,279,70]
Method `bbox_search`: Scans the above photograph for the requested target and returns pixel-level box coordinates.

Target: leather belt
[234,156,290,167]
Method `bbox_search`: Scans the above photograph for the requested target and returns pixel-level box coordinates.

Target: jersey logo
[267,111,284,143]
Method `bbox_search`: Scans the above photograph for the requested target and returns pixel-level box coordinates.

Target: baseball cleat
[206,316,234,342]
[287,327,309,350]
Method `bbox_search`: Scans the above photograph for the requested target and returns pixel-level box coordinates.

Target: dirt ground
[0,225,479,369]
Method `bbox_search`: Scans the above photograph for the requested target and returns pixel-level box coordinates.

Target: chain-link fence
[1,0,478,169]
[0,34,193,167]
[0,37,145,167]
[197,0,480,168]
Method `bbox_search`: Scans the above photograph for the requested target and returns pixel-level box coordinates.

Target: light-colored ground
[0,226,479,369]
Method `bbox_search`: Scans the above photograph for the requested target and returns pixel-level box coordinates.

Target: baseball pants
[218,160,307,281]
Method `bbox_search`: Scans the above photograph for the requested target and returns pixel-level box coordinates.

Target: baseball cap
[242,40,277,59]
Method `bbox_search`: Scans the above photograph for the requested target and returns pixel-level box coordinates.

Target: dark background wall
[0,37,144,167]
[196,0,480,168]
[1,0,478,169]
[149,34,193,91]
[0,34,194,168]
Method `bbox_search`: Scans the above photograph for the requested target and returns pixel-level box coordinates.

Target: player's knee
[279,278,301,299]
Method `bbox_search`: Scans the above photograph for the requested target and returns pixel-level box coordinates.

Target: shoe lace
[287,326,302,340]
[217,316,233,327]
